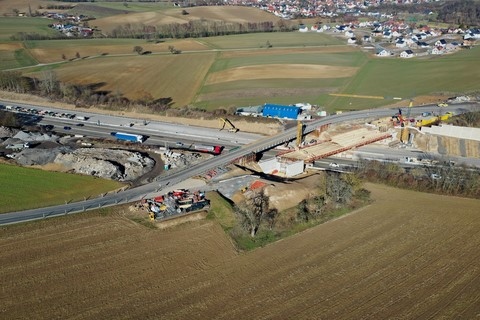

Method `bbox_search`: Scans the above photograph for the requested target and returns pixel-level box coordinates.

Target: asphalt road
[1,101,478,225]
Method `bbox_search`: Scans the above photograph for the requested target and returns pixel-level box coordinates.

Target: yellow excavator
[219,118,239,132]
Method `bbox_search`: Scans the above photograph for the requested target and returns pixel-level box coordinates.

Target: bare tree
[133,46,143,54]
[235,189,271,237]
[39,70,59,97]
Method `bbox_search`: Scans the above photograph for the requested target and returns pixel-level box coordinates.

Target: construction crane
[219,118,239,133]
[400,99,414,143]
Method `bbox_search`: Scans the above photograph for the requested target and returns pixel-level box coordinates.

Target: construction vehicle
[219,118,239,133]
[415,111,454,127]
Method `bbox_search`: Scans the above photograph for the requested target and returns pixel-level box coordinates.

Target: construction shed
[262,104,301,120]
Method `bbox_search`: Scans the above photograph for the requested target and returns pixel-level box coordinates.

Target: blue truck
[110,132,145,143]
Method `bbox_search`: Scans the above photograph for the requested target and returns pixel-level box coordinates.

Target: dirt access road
[1,184,479,319]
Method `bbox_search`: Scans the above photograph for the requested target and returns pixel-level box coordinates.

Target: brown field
[0,0,55,15]
[219,45,357,59]
[94,6,280,33]
[205,64,358,85]
[27,38,209,64]
[32,52,216,105]
[1,184,480,319]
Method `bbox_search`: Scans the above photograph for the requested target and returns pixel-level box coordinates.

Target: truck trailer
[110,132,145,143]
[192,144,223,155]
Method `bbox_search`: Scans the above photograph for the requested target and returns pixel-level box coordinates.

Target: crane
[219,118,239,133]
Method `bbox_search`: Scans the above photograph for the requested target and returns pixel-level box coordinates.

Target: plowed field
[1,184,479,319]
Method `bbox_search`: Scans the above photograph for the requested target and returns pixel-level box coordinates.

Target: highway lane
[1,102,478,225]
[1,99,263,147]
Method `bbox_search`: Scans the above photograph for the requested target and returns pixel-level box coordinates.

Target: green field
[0,17,57,41]
[88,1,171,13]
[0,48,38,70]
[199,32,343,49]
[0,163,124,213]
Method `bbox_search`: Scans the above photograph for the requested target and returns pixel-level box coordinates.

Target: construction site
[138,188,210,221]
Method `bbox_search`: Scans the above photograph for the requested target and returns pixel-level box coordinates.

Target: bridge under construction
[278,127,392,162]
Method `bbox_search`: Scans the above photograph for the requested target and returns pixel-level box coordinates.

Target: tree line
[354,159,480,199]
[0,70,173,112]
[437,0,480,27]
[110,20,296,39]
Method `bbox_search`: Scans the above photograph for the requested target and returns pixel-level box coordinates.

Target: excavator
[219,118,239,132]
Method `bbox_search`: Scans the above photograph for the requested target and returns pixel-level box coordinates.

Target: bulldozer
[219,118,239,132]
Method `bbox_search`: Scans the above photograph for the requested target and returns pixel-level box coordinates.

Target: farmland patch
[205,64,358,85]
[1,184,479,319]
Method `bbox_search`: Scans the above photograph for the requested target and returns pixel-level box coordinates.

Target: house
[344,30,354,38]
[376,49,391,57]
[299,24,309,32]
[416,41,429,48]
[395,39,407,48]
[400,50,414,58]
[435,39,447,46]
[347,37,357,44]
[363,35,371,42]
[431,46,444,55]
[382,31,392,39]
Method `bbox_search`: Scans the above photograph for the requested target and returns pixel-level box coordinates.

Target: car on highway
[76,123,84,127]
[175,142,184,147]
[329,162,340,168]
[438,103,448,107]
[63,126,72,130]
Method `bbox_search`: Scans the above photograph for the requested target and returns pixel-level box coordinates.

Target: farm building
[262,104,301,120]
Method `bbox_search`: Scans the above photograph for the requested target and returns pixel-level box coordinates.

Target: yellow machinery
[219,118,239,132]
[415,112,453,127]
[296,120,305,146]
[400,100,413,143]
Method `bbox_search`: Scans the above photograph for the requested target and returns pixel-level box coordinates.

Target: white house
[431,46,444,55]
[435,39,447,47]
[347,37,357,44]
[345,30,354,38]
[400,50,414,58]
[299,25,309,32]
[377,49,391,57]
[363,35,371,42]
[395,39,407,48]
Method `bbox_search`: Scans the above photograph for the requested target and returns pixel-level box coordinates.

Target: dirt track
[1,184,479,319]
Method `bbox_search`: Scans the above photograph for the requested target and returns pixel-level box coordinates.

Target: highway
[0,101,478,225]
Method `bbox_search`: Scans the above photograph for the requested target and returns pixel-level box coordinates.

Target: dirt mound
[54,148,155,181]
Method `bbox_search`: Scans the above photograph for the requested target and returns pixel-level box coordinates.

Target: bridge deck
[280,128,391,162]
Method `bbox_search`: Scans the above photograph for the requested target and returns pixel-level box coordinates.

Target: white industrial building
[258,157,305,177]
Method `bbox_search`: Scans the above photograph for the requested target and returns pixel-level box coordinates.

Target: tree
[235,189,272,237]
[133,46,143,54]
[325,172,354,205]
[61,54,66,60]
[296,199,310,222]
[75,52,80,59]
[39,70,59,97]
[168,45,181,54]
